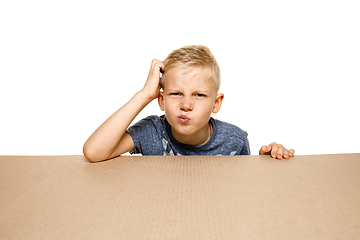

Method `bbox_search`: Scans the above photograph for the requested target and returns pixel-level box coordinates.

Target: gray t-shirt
[126,115,250,156]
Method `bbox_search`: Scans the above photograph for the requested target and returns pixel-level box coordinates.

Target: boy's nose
[180,96,193,111]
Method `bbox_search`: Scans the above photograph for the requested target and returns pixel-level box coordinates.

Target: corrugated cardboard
[0,154,359,239]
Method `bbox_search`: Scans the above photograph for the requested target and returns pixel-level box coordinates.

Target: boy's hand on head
[141,59,165,101]
[259,142,295,160]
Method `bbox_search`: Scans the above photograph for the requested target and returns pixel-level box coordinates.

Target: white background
[1,0,359,156]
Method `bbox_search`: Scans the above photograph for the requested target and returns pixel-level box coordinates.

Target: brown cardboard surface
[0,154,359,239]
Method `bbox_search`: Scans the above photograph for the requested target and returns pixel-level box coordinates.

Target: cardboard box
[1,154,359,239]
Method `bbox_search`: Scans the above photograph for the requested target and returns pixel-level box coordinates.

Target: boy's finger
[259,146,265,155]
[265,145,271,153]
[270,143,284,160]
[276,144,284,160]
[270,144,279,159]
[160,64,165,73]
[289,149,295,157]
[259,145,271,155]
[283,148,290,159]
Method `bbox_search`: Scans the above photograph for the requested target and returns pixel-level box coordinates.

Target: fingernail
[266,146,271,151]
[272,153,276,158]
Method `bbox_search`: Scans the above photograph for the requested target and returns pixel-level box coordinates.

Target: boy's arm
[259,142,295,160]
[83,60,164,162]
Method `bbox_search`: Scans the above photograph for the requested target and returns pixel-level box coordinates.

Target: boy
[83,45,294,162]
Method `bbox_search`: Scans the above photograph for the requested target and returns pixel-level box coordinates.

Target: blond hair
[162,45,221,92]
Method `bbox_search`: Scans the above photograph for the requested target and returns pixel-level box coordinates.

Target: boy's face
[158,66,224,145]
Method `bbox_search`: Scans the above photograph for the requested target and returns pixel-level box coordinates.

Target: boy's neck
[171,122,213,146]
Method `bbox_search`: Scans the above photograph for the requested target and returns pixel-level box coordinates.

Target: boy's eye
[195,94,206,97]
[170,93,180,96]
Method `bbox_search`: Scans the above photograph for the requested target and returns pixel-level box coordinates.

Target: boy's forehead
[164,66,211,82]
[166,65,204,76]
[164,67,211,83]
[163,66,215,90]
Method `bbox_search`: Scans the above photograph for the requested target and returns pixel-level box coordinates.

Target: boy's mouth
[178,115,190,123]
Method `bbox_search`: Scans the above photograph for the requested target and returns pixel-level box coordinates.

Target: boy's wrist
[135,90,154,106]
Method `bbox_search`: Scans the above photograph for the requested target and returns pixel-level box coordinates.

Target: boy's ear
[158,91,165,111]
[212,93,224,114]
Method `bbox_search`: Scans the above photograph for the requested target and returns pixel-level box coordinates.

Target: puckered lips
[178,115,190,124]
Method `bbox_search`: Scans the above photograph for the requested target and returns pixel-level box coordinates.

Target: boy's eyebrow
[166,88,211,93]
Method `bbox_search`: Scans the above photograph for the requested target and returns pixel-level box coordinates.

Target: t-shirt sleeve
[125,116,162,155]
[240,136,251,155]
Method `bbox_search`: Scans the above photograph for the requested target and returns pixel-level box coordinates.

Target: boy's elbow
[83,144,120,163]
[83,146,94,162]
[83,144,101,163]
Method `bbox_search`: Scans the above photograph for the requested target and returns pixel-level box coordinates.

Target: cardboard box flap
[1,154,359,239]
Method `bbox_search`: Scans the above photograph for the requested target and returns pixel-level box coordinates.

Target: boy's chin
[171,124,194,136]
[168,122,195,136]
